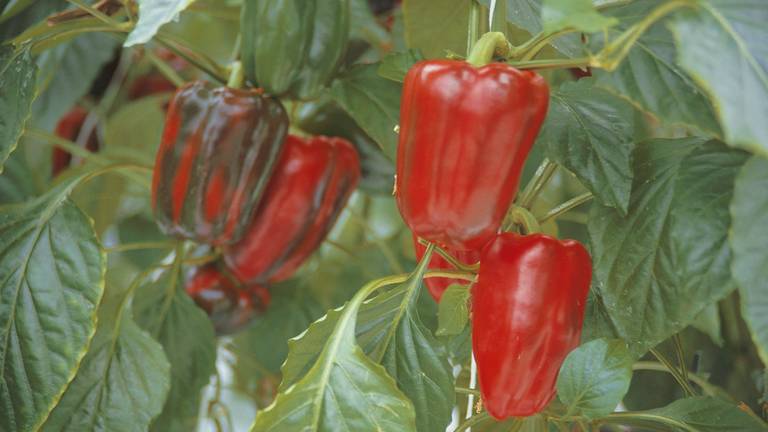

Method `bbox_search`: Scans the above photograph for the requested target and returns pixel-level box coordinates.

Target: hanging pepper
[52,106,100,177]
[395,48,549,251]
[223,134,360,283]
[413,236,480,302]
[151,80,288,245]
[186,264,270,335]
[472,233,592,419]
[296,96,394,194]
[241,0,350,100]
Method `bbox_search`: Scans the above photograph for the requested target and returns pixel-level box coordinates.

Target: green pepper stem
[505,205,541,234]
[466,31,511,67]
[227,61,244,88]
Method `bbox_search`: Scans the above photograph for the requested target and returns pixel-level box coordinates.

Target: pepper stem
[227,61,244,88]
[505,205,541,234]
[466,31,511,67]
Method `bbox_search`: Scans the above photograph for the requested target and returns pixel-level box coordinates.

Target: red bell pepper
[472,233,592,419]
[395,60,549,251]
[151,81,288,245]
[186,264,270,335]
[223,134,360,283]
[413,236,480,302]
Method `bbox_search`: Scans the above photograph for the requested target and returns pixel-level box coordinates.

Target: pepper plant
[0,0,767,431]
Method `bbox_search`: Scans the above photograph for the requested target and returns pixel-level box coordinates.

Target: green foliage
[125,0,196,47]
[0,177,105,431]
[436,284,470,336]
[541,0,617,33]
[0,45,36,173]
[556,338,633,419]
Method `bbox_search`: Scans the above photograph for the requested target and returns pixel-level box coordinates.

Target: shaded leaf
[542,0,617,33]
[0,45,36,173]
[436,284,469,337]
[378,49,424,83]
[640,397,768,431]
[403,0,469,58]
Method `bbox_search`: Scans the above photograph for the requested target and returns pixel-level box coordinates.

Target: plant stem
[508,57,593,71]
[424,270,477,283]
[104,241,177,253]
[540,193,594,223]
[455,387,481,397]
[504,205,541,233]
[603,412,697,432]
[145,49,185,87]
[416,237,480,272]
[632,361,719,396]
[518,158,557,208]
[155,33,228,84]
[467,0,482,56]
[226,61,244,88]
[650,348,696,396]
[466,31,510,66]
[66,0,123,27]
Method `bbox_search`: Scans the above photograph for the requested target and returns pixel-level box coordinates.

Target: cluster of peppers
[151,81,361,335]
[396,33,593,419]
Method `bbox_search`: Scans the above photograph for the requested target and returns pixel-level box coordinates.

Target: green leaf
[125,0,195,47]
[349,0,390,49]
[539,79,636,213]
[556,338,632,419]
[250,282,417,431]
[691,303,723,347]
[588,138,749,353]
[669,0,768,156]
[541,0,617,33]
[639,397,768,431]
[41,286,171,431]
[403,0,470,58]
[355,281,455,432]
[477,0,584,57]
[378,49,424,83]
[0,176,105,432]
[435,284,469,337]
[0,147,38,204]
[33,32,118,130]
[329,63,401,160]
[133,265,216,432]
[0,45,36,173]
[731,156,768,365]
[593,0,720,136]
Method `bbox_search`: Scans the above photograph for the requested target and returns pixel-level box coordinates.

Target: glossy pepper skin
[472,233,592,419]
[186,265,270,335]
[241,0,350,100]
[52,106,100,177]
[296,96,394,194]
[396,61,549,251]
[151,81,288,245]
[224,134,360,283]
[413,236,480,302]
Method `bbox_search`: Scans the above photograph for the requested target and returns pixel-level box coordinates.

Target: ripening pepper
[472,233,592,419]
[241,0,350,99]
[186,265,270,335]
[413,236,480,302]
[224,134,360,283]
[52,106,100,177]
[395,60,549,251]
[151,81,288,245]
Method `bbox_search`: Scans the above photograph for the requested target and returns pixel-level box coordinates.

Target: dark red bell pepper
[52,106,100,177]
[151,81,288,245]
[186,264,270,335]
[472,233,592,419]
[223,134,360,283]
[395,60,549,251]
[413,236,480,302]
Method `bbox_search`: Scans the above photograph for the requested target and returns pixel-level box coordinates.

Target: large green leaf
[41,285,171,432]
[378,49,424,83]
[593,0,720,136]
[627,397,768,431]
[133,265,216,432]
[277,258,453,432]
[556,338,632,419]
[588,138,748,353]
[329,63,401,160]
[435,284,470,337]
[0,45,36,173]
[125,0,195,46]
[0,147,38,204]
[539,79,636,214]
[541,0,617,33]
[0,177,105,431]
[669,0,768,155]
[403,0,470,58]
[0,0,67,40]
[250,280,417,431]
[33,32,118,130]
[731,156,768,365]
